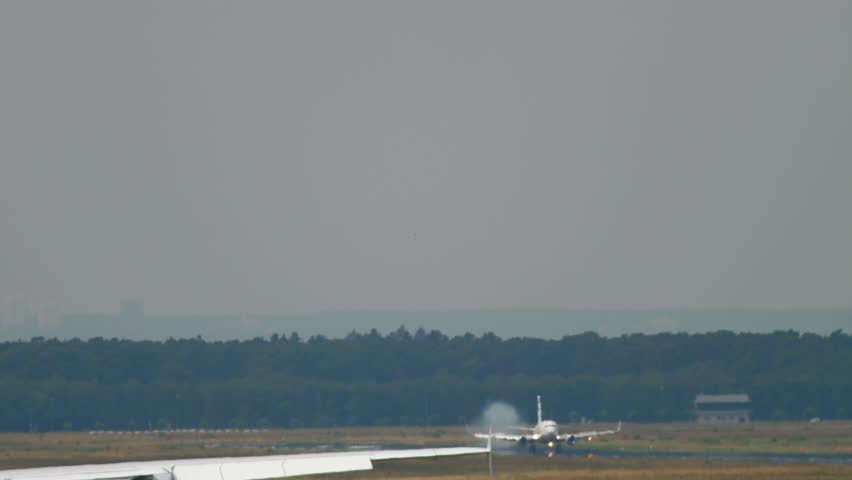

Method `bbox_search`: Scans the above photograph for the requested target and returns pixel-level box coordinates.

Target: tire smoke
[476,401,522,428]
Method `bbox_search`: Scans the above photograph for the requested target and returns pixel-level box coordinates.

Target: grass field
[2,422,851,479]
[329,455,852,480]
[565,420,852,455]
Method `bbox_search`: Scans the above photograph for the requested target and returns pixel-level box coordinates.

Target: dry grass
[322,455,852,480]
[587,420,852,455]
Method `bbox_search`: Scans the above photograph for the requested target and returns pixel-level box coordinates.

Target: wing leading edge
[0,447,489,480]
[473,432,523,442]
[570,420,622,439]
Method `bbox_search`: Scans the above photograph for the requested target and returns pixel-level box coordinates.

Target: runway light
[588,436,593,441]
[547,441,554,447]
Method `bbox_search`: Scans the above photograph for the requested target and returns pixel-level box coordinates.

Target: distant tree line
[0,329,850,431]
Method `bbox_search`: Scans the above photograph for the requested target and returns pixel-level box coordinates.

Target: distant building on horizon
[3,295,35,327]
[694,394,751,423]
[120,299,144,323]
[38,302,63,330]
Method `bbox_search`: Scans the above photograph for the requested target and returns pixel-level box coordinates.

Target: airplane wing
[0,447,489,480]
[473,432,524,442]
[508,427,536,432]
[567,421,622,439]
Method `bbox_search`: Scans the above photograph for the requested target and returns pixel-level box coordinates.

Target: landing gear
[519,437,536,454]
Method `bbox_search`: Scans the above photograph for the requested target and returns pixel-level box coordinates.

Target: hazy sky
[1,1,850,315]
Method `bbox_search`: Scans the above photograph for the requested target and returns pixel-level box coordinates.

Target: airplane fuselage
[524,419,578,448]
[531,420,559,442]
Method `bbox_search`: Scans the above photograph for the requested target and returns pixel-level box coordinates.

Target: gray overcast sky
[1,1,850,315]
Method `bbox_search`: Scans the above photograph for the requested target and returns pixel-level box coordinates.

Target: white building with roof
[694,394,751,423]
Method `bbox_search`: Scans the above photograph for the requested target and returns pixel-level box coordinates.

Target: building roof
[695,394,751,404]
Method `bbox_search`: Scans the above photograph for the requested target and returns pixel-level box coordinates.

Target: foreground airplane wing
[0,447,489,480]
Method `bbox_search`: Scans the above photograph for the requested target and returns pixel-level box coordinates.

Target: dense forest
[0,329,850,431]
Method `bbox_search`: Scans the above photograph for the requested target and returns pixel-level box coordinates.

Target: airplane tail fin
[616,420,622,432]
[536,395,542,424]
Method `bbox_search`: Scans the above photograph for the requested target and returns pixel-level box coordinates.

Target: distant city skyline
[1,302,849,341]
[1,2,850,315]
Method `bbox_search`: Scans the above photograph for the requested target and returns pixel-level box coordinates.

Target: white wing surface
[0,447,488,480]
[473,432,523,442]
[568,421,622,439]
